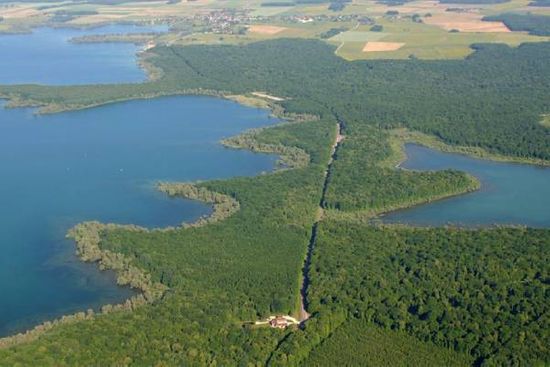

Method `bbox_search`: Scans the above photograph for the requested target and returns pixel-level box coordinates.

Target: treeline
[303,223,550,365]
[483,13,550,36]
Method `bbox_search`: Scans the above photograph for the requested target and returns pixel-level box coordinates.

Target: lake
[0,24,168,85]
[0,96,278,337]
[381,144,550,227]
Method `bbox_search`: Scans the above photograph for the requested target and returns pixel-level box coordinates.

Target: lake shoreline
[0,91,313,346]
[0,95,281,348]
[2,89,547,169]
[0,183,239,349]
[0,89,271,115]
[325,175,481,225]
[0,25,168,85]
[381,143,550,227]
[389,128,550,167]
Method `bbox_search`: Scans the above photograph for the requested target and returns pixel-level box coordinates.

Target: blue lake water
[0,96,278,337]
[0,24,168,85]
[382,144,550,227]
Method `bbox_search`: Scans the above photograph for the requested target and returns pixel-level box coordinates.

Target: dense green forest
[1,39,549,160]
[269,223,550,366]
[305,319,473,366]
[323,126,479,213]
[483,13,550,36]
[0,37,549,365]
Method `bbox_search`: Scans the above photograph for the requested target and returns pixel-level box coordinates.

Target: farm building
[269,316,289,329]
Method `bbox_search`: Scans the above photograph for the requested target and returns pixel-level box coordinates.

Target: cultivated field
[0,0,548,59]
[363,41,405,52]
[423,13,510,32]
[332,17,549,60]
[248,25,288,35]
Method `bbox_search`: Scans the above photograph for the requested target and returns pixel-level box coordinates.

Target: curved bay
[382,144,550,227]
[0,96,277,337]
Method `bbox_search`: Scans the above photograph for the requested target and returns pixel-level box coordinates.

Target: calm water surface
[0,96,277,336]
[0,24,167,85]
[382,144,550,227]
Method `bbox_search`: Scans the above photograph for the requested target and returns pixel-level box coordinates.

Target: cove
[381,144,550,227]
[0,95,277,337]
[0,24,167,85]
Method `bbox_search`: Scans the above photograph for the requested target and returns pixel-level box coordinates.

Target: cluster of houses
[172,10,259,34]
[192,10,250,34]
[279,13,373,24]
[180,10,375,35]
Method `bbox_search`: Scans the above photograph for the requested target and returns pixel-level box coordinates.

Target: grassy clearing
[224,94,272,109]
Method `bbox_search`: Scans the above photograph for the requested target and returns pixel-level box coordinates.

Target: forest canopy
[0,37,548,366]
[483,13,550,36]
[2,39,549,160]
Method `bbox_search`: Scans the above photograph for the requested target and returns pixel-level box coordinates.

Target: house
[269,316,289,329]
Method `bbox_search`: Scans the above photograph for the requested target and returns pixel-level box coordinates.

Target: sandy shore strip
[251,92,285,101]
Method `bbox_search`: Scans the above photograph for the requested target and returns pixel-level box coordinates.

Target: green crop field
[333,17,550,60]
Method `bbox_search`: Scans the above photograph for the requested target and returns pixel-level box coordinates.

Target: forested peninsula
[0,39,548,366]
